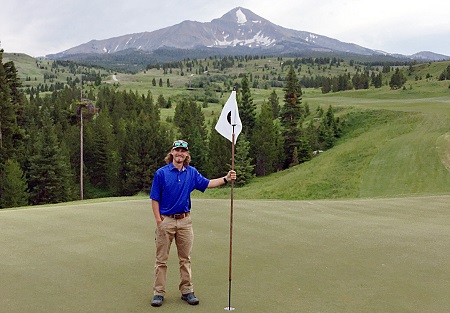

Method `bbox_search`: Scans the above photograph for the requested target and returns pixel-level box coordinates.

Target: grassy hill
[5,53,450,200]
[3,52,112,92]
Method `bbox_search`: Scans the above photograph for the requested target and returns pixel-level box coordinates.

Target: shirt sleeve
[150,170,162,201]
[193,168,210,192]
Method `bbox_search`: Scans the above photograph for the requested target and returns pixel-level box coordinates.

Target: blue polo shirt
[150,163,210,215]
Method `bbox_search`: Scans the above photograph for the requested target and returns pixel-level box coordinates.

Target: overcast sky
[1,0,450,57]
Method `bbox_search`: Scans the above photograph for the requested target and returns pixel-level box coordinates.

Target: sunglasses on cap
[172,140,188,150]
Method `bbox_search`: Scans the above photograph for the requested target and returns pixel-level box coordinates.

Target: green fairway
[1,196,449,313]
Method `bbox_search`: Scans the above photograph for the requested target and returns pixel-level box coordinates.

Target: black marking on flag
[227,111,232,125]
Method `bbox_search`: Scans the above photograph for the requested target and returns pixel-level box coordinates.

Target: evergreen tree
[233,134,254,186]
[280,66,303,168]
[289,146,299,167]
[84,108,115,192]
[0,51,28,204]
[268,89,280,118]
[0,159,28,208]
[187,127,208,174]
[389,68,407,89]
[206,117,231,178]
[0,51,14,160]
[0,50,26,164]
[438,65,450,80]
[325,105,339,137]
[173,98,208,173]
[121,109,169,195]
[306,119,319,151]
[317,121,328,150]
[27,108,75,205]
[157,94,166,108]
[298,130,312,163]
[252,101,278,176]
[273,120,285,172]
[321,77,332,94]
[239,75,256,136]
[373,72,383,88]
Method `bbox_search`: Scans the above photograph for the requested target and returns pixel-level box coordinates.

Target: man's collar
[169,163,185,171]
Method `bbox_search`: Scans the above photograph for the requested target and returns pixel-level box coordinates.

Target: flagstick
[225,126,236,311]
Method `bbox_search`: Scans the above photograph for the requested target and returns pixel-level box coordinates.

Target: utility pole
[77,74,96,200]
[79,76,84,200]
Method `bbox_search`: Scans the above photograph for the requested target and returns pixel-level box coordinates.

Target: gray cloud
[1,0,449,57]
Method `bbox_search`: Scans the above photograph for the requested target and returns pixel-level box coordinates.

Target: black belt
[166,212,190,219]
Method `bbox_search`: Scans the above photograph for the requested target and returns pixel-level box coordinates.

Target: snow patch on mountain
[306,34,318,43]
[252,31,276,46]
[236,8,247,24]
[210,31,275,47]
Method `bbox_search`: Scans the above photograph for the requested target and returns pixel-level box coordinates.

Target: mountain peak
[235,8,247,24]
[218,7,267,25]
[46,7,450,61]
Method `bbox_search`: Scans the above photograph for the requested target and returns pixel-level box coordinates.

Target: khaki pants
[153,215,194,296]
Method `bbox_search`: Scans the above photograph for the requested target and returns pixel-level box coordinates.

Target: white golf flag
[215,90,242,143]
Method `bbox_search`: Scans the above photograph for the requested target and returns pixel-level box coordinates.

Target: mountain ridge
[47,7,450,62]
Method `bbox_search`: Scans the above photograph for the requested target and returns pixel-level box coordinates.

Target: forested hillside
[1,50,449,208]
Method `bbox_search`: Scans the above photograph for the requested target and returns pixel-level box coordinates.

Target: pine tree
[268,89,280,118]
[157,94,166,108]
[280,66,303,168]
[0,50,28,204]
[273,120,285,172]
[0,50,25,164]
[27,107,75,205]
[0,51,14,159]
[306,119,319,151]
[206,117,231,178]
[321,77,332,94]
[0,159,28,208]
[289,147,299,167]
[84,109,114,191]
[233,134,254,186]
[121,103,170,195]
[298,130,312,163]
[252,101,278,176]
[173,98,208,172]
[187,128,208,174]
[389,68,407,89]
[239,75,256,136]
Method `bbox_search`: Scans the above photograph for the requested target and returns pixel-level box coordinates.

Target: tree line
[1,50,343,208]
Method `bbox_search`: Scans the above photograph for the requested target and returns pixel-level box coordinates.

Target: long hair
[165,150,191,167]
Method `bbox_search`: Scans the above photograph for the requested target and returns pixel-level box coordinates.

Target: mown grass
[1,196,449,313]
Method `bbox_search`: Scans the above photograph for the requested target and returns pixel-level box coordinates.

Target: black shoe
[181,292,199,305]
[151,295,164,307]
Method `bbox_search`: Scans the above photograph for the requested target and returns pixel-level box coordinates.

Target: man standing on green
[150,140,236,307]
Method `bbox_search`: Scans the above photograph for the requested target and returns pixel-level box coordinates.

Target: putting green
[1,196,449,312]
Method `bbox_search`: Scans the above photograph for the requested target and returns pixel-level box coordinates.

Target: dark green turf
[1,196,449,312]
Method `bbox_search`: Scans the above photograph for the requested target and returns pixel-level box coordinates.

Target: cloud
[1,0,449,56]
